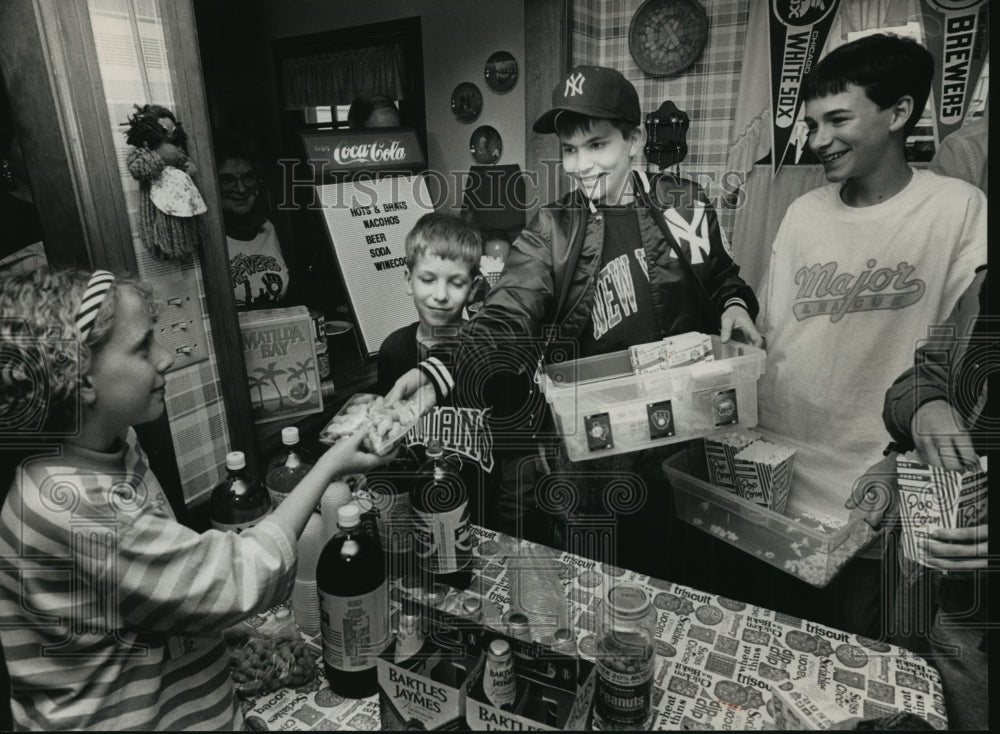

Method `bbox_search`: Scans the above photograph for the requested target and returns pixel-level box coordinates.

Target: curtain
[282,44,405,109]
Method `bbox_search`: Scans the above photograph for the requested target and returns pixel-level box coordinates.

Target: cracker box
[768,678,847,730]
[704,428,763,491]
[464,632,595,731]
[732,439,795,513]
[897,454,988,566]
[239,306,323,425]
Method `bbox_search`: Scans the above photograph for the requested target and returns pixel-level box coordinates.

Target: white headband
[75,270,115,341]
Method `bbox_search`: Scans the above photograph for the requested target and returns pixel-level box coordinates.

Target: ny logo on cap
[564,72,586,98]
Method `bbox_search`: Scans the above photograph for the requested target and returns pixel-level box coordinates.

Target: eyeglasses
[218,172,259,191]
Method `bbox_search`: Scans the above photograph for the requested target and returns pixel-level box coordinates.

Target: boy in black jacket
[390,66,761,579]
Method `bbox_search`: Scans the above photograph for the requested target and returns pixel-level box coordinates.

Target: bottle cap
[606,583,651,618]
[281,427,300,446]
[462,597,483,616]
[553,628,573,642]
[400,598,422,623]
[226,451,246,471]
[425,439,443,457]
[489,638,511,658]
[337,503,361,528]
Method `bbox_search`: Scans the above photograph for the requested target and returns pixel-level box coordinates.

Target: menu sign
[316,175,434,356]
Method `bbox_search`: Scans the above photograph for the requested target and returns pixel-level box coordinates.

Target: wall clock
[629,0,709,77]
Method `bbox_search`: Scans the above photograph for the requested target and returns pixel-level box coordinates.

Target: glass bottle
[592,583,657,731]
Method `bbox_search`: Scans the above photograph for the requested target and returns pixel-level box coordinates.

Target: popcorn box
[732,440,796,513]
[769,678,848,730]
[896,454,988,566]
[704,429,763,491]
[465,631,595,731]
[239,306,323,425]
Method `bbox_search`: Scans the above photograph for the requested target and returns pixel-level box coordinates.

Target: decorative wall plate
[469,125,502,164]
[629,0,709,77]
[451,82,483,123]
[484,51,518,94]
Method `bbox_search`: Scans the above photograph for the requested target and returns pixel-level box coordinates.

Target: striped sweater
[0,429,297,730]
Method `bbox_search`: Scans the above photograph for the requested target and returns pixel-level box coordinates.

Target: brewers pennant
[768,0,842,174]
[919,0,989,144]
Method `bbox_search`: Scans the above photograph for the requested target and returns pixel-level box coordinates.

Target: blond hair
[404,213,482,274]
[0,268,159,435]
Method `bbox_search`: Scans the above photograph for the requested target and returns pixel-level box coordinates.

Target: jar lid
[606,583,650,617]
[507,612,529,627]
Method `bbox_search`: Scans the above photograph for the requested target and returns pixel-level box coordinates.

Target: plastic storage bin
[662,441,876,588]
[540,336,766,462]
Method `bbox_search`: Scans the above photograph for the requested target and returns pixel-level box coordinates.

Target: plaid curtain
[282,44,405,109]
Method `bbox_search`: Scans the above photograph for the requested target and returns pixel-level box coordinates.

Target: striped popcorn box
[704,429,762,491]
[896,453,988,566]
[732,440,796,513]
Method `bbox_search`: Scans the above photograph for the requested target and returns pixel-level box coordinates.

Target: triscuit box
[897,454,988,566]
[769,678,851,730]
[464,632,595,731]
[239,306,323,424]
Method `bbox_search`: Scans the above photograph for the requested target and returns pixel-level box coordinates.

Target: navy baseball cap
[533,65,642,134]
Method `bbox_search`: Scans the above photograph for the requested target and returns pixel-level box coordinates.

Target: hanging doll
[122,104,207,260]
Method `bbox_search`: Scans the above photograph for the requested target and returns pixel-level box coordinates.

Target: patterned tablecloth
[242,526,948,730]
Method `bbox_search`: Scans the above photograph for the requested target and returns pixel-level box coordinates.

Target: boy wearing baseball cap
[389,65,760,579]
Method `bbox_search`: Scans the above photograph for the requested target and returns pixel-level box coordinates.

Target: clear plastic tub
[540,336,766,462]
[662,441,877,588]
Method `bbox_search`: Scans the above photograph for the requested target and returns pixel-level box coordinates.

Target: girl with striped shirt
[0,268,391,730]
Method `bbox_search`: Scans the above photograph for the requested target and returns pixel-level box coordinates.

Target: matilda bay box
[239,306,323,424]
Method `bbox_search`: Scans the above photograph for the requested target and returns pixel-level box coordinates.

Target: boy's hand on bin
[386,367,439,416]
[910,399,979,473]
[720,305,763,347]
[921,524,988,571]
[845,454,899,530]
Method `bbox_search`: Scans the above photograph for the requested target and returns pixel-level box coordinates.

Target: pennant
[769,0,842,174]
[919,0,989,143]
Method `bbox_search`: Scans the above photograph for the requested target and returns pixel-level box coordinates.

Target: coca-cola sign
[300,128,425,172]
[333,139,408,166]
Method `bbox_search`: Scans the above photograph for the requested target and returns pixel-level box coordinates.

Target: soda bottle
[209,451,271,533]
[264,427,314,507]
[592,584,657,731]
[316,504,389,698]
[410,440,473,590]
[483,638,517,710]
[365,449,419,581]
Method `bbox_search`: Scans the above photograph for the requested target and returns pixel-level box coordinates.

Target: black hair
[553,110,639,142]
[122,104,188,150]
[347,94,400,130]
[802,34,933,136]
[212,129,259,173]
